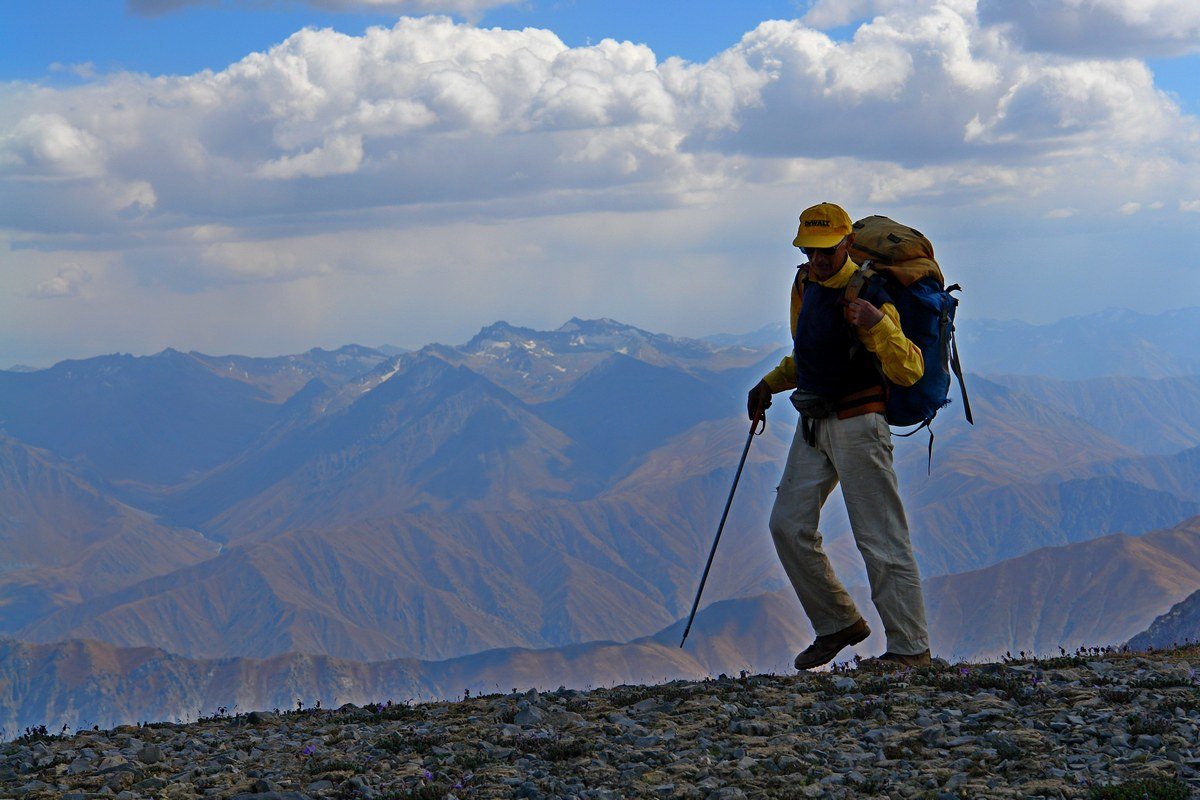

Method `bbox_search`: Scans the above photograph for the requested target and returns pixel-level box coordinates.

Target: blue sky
[2,2,817,77]
[2,0,1199,365]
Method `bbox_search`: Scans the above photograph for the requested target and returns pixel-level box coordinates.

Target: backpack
[845,216,973,437]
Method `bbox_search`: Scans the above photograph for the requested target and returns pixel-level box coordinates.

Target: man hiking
[747,202,932,670]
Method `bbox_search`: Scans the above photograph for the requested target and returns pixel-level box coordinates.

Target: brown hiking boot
[859,649,932,670]
[793,618,871,670]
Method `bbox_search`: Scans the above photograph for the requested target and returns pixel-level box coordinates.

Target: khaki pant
[769,412,929,655]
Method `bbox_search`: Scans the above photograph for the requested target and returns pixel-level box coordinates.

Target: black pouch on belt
[790,390,834,447]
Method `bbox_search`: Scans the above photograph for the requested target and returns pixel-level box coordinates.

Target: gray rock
[66,756,93,775]
[514,706,546,725]
[98,754,130,771]
[629,698,662,714]
[706,789,747,800]
[728,719,771,736]
[137,745,164,764]
[105,770,136,791]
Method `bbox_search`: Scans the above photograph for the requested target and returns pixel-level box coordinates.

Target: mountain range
[5,516,1200,734]
[2,309,1198,734]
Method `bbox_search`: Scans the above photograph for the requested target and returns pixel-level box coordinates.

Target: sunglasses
[799,238,846,258]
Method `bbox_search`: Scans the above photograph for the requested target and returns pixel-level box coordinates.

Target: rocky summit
[4,648,1200,799]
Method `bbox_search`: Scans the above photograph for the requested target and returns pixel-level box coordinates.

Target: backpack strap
[892,418,936,474]
[946,284,974,426]
[844,262,876,303]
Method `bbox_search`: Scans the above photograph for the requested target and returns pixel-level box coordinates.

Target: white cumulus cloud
[0,5,1196,297]
[256,134,364,179]
[0,114,106,177]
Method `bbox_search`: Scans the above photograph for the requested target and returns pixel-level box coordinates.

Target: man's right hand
[747,380,773,421]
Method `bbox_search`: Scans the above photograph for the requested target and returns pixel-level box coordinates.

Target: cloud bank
[5,10,1192,246]
[2,0,1199,363]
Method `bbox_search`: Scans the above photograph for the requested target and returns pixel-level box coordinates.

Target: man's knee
[858,542,921,578]
[769,501,818,546]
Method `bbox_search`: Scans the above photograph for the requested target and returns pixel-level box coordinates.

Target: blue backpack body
[876,274,962,427]
[846,216,972,433]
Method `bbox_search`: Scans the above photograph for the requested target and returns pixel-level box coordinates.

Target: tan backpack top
[848,215,944,287]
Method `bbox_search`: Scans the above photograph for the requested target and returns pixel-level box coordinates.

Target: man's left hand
[844,297,884,329]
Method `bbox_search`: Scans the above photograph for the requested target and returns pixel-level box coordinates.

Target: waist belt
[834,385,886,420]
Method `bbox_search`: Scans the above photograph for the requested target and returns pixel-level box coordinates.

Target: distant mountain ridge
[2,311,1199,731]
[959,306,1200,379]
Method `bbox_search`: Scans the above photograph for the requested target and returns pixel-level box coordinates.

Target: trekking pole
[680,412,766,648]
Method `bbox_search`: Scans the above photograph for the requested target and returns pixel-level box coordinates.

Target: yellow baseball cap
[792,202,853,248]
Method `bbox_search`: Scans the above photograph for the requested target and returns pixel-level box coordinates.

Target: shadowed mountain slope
[1127,588,1200,651]
[959,307,1200,378]
[992,375,1200,456]
[19,451,787,662]
[535,353,736,486]
[925,517,1200,661]
[0,350,282,485]
[909,475,1200,577]
[1056,445,1200,504]
[0,436,218,633]
[162,353,578,541]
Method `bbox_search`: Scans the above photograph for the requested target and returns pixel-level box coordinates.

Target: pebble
[4,649,1200,799]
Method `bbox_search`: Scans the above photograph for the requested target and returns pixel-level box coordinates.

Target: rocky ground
[3,647,1200,799]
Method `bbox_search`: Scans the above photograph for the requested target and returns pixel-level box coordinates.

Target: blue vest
[793,275,890,399]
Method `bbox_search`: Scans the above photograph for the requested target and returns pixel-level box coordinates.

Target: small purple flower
[422,769,434,782]
[301,744,317,757]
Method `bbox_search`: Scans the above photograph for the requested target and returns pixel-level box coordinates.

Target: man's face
[801,235,851,280]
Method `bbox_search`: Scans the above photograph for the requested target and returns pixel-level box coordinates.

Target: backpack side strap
[946,284,974,426]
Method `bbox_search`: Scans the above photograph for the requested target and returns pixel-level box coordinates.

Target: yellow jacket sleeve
[760,275,803,392]
[860,304,924,387]
[759,269,924,392]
